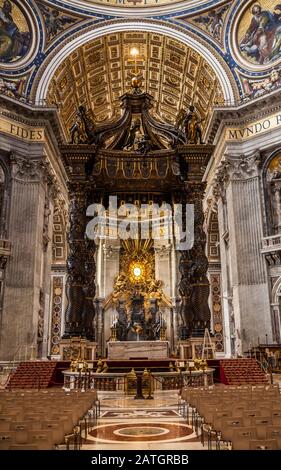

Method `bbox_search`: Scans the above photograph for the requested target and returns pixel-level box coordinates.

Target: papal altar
[107,340,169,360]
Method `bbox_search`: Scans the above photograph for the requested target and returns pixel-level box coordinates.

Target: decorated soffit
[47,32,224,140]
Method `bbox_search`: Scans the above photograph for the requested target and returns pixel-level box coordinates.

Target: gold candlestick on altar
[160,326,166,341]
[110,325,117,341]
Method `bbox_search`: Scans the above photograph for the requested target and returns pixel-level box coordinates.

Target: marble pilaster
[213,153,272,353]
[0,153,55,360]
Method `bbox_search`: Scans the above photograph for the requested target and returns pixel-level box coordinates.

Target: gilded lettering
[228,130,238,139]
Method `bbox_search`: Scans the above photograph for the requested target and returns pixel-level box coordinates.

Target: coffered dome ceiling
[47,32,224,139]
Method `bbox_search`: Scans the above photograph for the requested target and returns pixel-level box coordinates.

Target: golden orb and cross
[130,46,142,91]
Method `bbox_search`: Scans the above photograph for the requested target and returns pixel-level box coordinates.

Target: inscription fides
[0,116,44,141]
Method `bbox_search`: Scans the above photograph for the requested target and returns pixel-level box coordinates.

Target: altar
[107,340,170,360]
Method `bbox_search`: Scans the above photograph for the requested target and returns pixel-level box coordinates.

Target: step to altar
[107,341,169,360]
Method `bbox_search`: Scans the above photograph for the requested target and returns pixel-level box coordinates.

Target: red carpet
[219,358,268,385]
[7,361,69,389]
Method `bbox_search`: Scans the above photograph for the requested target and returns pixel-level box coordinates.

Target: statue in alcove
[145,299,160,340]
[115,300,128,341]
[127,296,146,341]
[267,156,281,233]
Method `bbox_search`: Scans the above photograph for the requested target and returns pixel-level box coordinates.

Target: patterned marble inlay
[101,410,180,418]
[50,276,63,355]
[88,422,194,442]
[210,272,224,352]
[114,427,168,437]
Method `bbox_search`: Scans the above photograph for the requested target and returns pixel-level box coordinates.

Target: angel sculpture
[175,109,186,132]
[69,105,96,145]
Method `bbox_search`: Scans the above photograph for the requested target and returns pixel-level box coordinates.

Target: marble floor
[81,390,205,450]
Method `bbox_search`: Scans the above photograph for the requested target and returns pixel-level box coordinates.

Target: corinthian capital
[212,152,261,201]
[10,153,53,184]
[10,153,44,182]
[224,152,261,181]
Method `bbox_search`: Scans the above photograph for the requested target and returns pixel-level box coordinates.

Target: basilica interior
[1,0,281,452]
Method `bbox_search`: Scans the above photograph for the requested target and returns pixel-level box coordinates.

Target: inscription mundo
[227,113,281,141]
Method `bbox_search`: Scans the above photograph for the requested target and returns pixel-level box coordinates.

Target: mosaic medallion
[0,0,39,72]
[234,0,281,69]
[0,0,32,64]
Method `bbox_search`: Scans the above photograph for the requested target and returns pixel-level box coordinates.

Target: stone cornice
[0,95,69,199]
[0,95,65,145]
[206,89,281,145]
